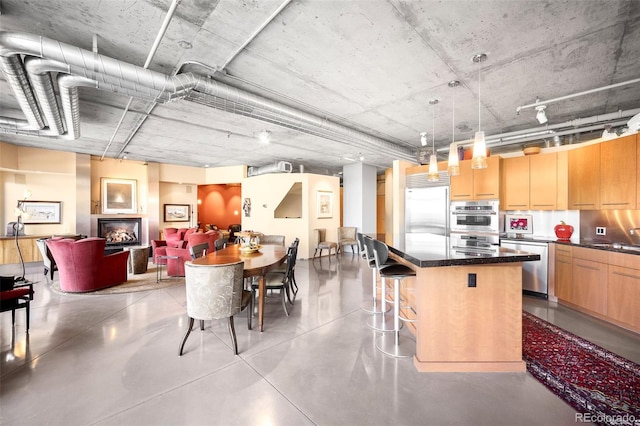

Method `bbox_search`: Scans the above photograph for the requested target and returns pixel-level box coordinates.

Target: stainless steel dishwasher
[500,240,548,298]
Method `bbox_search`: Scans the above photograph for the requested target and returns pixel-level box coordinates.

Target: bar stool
[359,235,391,312]
[363,236,396,332]
[371,239,416,358]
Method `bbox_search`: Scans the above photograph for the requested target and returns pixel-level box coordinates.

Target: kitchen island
[385,238,540,373]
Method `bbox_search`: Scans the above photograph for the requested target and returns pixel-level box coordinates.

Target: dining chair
[337,226,359,255]
[214,238,226,251]
[189,242,209,259]
[259,235,286,246]
[313,228,337,259]
[179,261,252,356]
[251,244,296,315]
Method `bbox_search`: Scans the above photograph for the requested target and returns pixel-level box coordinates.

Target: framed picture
[316,190,333,218]
[164,204,191,222]
[20,201,62,224]
[102,178,137,214]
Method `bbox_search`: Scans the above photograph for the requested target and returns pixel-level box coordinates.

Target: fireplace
[98,218,142,246]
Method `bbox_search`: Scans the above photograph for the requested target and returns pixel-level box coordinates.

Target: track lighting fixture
[420,132,428,146]
[535,105,548,124]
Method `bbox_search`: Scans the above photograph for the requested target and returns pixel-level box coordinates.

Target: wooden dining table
[189,244,288,332]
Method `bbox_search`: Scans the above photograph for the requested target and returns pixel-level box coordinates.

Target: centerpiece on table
[236,231,262,253]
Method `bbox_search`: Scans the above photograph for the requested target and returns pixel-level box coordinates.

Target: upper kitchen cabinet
[501,156,529,209]
[600,134,637,210]
[568,135,638,210]
[501,152,568,211]
[451,156,501,201]
[568,143,601,210]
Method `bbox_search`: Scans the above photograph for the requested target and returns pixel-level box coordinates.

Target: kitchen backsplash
[580,210,640,245]
[501,209,640,245]
[501,210,580,240]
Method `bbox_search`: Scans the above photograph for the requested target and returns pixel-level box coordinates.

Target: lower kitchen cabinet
[553,244,639,334]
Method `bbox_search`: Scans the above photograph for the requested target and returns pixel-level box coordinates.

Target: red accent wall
[197,184,242,230]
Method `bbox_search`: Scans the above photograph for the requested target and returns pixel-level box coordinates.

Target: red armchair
[165,231,222,277]
[46,237,129,292]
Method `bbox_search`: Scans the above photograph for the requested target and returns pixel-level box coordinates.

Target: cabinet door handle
[572,203,595,206]
[575,263,599,271]
[509,204,528,207]
[602,203,630,206]
[532,204,554,207]
[612,271,640,280]
[476,193,495,196]
[557,259,572,265]
[454,194,472,197]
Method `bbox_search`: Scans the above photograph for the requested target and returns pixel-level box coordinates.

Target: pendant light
[447,80,460,176]
[471,53,488,170]
[427,99,439,182]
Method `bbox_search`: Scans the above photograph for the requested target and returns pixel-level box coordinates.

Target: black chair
[252,242,297,315]
[0,277,34,333]
[214,238,226,251]
[228,224,242,243]
[189,242,209,259]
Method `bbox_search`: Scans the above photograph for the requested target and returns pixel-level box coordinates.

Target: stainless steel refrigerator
[405,186,450,250]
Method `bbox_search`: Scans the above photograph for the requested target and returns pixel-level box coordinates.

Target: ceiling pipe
[0,55,44,129]
[24,57,68,134]
[516,78,640,113]
[103,0,183,160]
[219,0,292,71]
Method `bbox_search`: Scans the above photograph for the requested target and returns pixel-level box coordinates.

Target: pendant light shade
[427,99,439,182]
[447,80,460,176]
[471,53,488,170]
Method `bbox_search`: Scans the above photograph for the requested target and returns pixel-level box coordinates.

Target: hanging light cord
[432,101,436,154]
[452,90,455,142]
[477,61,481,131]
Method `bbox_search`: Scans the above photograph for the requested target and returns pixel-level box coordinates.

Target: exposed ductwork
[0,31,416,162]
[247,161,293,177]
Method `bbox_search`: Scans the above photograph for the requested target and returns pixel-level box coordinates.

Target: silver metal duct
[24,57,65,134]
[0,31,417,162]
[248,161,293,176]
[0,55,44,129]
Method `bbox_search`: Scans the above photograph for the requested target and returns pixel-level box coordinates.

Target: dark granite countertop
[388,237,540,268]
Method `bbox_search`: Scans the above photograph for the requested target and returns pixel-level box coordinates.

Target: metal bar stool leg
[367,276,396,331]
[375,276,415,358]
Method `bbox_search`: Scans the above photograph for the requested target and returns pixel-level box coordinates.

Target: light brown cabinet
[568,143,600,210]
[607,251,640,331]
[600,134,637,209]
[571,247,607,316]
[451,156,501,201]
[0,236,43,265]
[567,134,639,210]
[554,245,573,302]
[501,156,529,209]
[553,244,640,334]
[501,152,567,210]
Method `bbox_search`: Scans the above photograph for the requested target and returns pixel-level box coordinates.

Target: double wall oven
[450,200,501,253]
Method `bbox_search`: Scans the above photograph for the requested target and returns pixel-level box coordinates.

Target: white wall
[241,172,340,259]
[343,162,377,234]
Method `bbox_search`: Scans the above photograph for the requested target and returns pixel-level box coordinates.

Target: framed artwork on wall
[164,204,191,222]
[316,190,333,218]
[19,201,62,224]
[102,178,137,214]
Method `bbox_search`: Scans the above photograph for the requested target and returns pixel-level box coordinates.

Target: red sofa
[151,227,198,264]
[46,237,129,292]
[165,230,222,277]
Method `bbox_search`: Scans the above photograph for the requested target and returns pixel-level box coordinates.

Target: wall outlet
[596,227,606,236]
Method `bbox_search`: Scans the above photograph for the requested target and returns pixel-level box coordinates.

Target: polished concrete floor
[2,254,639,426]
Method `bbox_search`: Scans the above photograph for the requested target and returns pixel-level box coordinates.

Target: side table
[156,255,180,282]
[125,246,150,275]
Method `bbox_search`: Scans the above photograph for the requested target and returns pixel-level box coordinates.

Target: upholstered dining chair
[179,261,252,356]
[337,226,359,255]
[259,235,286,246]
[189,243,209,259]
[313,228,337,259]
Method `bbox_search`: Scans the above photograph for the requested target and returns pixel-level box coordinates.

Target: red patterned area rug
[523,311,640,426]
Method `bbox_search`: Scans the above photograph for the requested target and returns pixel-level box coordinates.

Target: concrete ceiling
[1,0,639,176]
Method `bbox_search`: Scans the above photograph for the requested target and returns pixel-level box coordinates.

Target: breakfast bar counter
[385,238,539,373]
